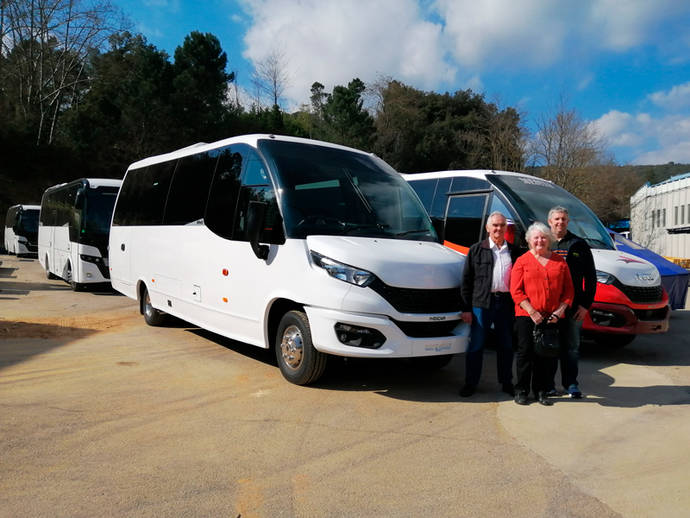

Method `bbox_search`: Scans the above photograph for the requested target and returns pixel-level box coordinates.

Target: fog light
[86,273,93,278]
[334,323,386,349]
[591,309,617,327]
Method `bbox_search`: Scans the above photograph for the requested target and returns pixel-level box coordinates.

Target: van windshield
[259,139,437,241]
[489,174,614,250]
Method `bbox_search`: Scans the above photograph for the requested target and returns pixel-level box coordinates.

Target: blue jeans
[465,293,514,387]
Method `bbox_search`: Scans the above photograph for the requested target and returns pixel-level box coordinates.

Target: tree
[0,0,124,145]
[63,31,175,175]
[529,100,607,198]
[320,78,375,150]
[171,31,235,145]
[251,48,289,109]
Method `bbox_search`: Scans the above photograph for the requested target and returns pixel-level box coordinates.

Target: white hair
[525,221,554,248]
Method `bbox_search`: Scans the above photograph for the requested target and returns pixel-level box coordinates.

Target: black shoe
[459,384,476,397]
[514,391,528,405]
[537,392,553,406]
[501,383,515,397]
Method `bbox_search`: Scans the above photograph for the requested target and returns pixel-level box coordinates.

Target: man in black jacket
[547,206,597,398]
[459,211,522,397]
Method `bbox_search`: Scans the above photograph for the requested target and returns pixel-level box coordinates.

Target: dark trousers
[546,316,581,391]
[515,316,558,395]
[465,292,514,387]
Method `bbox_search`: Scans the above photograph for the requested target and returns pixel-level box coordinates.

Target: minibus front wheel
[276,310,327,385]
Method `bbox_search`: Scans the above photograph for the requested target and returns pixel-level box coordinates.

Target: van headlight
[310,251,374,287]
[596,270,616,285]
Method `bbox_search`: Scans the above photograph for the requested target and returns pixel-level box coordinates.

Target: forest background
[2,1,688,239]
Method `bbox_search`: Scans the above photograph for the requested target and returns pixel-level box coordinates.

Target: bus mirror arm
[247,201,269,261]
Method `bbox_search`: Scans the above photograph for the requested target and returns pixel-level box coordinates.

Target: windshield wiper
[342,222,390,235]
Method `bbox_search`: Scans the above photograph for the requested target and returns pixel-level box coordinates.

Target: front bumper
[305,306,469,358]
[582,301,670,335]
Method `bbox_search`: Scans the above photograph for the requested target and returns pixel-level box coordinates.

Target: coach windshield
[259,139,437,242]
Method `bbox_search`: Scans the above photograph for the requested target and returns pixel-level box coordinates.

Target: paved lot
[1,254,689,517]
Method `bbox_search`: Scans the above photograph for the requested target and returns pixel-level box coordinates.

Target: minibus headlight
[596,270,616,285]
[310,252,374,287]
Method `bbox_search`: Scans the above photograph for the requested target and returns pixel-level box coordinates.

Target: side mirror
[247,201,269,260]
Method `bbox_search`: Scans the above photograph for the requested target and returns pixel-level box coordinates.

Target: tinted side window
[444,194,489,248]
[114,161,176,225]
[450,176,491,193]
[430,178,451,219]
[205,147,243,239]
[408,178,437,212]
[164,152,217,225]
[233,148,283,244]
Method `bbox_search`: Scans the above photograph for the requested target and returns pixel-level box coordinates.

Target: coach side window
[205,146,243,239]
[428,178,450,240]
[164,152,217,225]
[113,161,176,226]
[409,179,437,213]
[234,148,284,244]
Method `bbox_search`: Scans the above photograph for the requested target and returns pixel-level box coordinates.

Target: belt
[491,291,511,297]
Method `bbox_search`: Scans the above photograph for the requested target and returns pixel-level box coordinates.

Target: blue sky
[114,0,690,166]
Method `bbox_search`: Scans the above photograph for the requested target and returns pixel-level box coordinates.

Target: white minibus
[39,178,122,289]
[4,204,40,256]
[404,170,669,347]
[109,134,468,384]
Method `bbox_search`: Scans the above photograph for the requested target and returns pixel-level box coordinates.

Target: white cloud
[433,0,684,69]
[648,82,690,110]
[593,110,690,164]
[238,0,453,108]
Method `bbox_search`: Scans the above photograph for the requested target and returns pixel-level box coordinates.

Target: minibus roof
[127,134,375,171]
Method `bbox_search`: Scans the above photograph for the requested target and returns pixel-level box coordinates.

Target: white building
[630,173,690,260]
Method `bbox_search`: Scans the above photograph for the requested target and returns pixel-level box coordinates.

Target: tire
[594,333,635,348]
[142,286,167,326]
[409,354,454,371]
[65,262,83,291]
[45,257,57,280]
[275,310,327,385]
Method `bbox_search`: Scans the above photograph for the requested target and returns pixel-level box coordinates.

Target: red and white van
[404,170,670,347]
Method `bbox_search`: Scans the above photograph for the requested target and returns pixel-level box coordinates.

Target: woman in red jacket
[510,222,574,406]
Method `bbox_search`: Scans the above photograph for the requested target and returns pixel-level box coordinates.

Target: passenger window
[233,147,284,244]
[444,194,488,248]
[114,162,176,226]
[409,179,437,212]
[164,152,217,225]
[205,147,243,239]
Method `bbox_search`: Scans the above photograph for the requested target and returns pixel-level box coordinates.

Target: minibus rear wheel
[142,286,167,326]
[276,310,327,385]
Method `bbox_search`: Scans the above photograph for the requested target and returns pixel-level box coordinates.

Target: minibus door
[443,193,490,254]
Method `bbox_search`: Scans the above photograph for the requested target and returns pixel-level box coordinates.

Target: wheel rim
[144,291,155,319]
[66,263,72,283]
[280,324,304,371]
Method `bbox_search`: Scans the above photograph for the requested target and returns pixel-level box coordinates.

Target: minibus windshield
[489,174,614,250]
[260,140,438,241]
[83,188,119,238]
[18,210,39,234]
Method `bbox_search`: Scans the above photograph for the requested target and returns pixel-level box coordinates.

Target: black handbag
[533,321,561,357]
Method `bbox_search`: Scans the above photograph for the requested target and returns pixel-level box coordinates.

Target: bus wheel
[142,286,167,326]
[276,310,327,385]
[44,257,57,280]
[66,262,82,291]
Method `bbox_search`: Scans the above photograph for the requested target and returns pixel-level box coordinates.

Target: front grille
[392,319,460,338]
[634,306,669,321]
[369,278,462,314]
[614,282,663,303]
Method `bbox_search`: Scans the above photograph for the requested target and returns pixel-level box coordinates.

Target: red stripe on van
[443,240,469,255]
